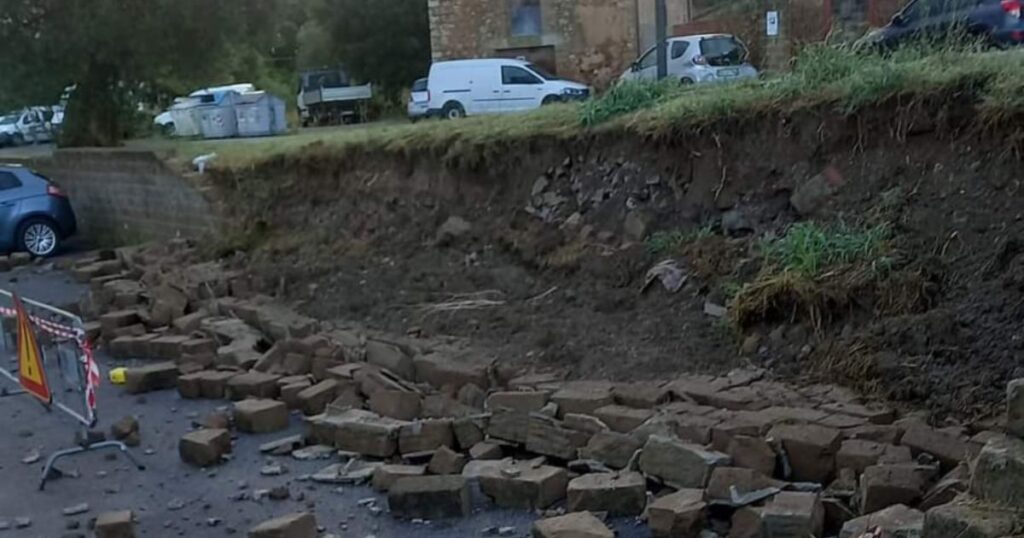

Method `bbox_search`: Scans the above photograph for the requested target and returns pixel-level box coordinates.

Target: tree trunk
[59,62,123,147]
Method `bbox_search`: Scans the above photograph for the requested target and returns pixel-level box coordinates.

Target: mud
[211,94,1024,424]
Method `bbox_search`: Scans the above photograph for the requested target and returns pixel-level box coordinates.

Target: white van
[426,59,590,119]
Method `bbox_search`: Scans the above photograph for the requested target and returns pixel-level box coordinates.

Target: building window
[510,0,541,37]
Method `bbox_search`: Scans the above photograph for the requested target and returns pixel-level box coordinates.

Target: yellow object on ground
[109,367,127,384]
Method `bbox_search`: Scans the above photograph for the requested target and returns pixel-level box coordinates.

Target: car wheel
[18,218,60,258]
[680,77,695,85]
[542,95,561,105]
[442,102,465,120]
[161,122,176,137]
[11,134,24,147]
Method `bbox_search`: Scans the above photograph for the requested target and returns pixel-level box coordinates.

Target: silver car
[619,34,758,85]
[407,78,428,122]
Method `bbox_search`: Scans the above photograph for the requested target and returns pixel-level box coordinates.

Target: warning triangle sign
[14,295,51,404]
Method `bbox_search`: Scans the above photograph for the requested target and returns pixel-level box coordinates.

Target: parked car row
[406,33,759,121]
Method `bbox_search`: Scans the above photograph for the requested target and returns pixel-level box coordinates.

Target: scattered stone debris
[21,449,40,464]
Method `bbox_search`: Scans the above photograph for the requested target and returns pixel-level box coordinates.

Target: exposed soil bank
[212,91,1024,423]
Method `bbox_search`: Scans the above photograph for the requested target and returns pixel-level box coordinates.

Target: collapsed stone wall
[74,241,1024,537]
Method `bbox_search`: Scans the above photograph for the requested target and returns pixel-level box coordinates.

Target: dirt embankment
[210,90,1024,424]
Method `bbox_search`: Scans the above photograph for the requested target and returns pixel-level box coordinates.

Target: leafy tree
[302,0,432,100]
[0,0,301,146]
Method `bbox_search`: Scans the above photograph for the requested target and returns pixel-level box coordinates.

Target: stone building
[426,0,696,89]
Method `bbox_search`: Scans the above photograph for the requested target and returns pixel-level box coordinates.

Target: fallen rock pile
[75,243,1024,537]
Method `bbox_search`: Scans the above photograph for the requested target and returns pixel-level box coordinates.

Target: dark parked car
[0,165,77,257]
[867,0,1024,49]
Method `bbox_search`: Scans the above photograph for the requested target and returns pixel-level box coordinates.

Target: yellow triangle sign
[14,295,51,404]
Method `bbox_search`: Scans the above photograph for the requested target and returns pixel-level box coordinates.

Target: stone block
[399,419,454,454]
[469,441,504,460]
[94,510,136,538]
[487,409,530,444]
[330,409,406,458]
[551,386,614,418]
[486,391,550,413]
[901,424,971,470]
[177,371,205,399]
[647,489,706,538]
[198,370,238,399]
[839,504,924,538]
[579,431,643,470]
[413,352,491,391]
[428,445,467,475]
[372,464,426,492]
[365,339,415,380]
[731,507,764,538]
[762,492,824,538]
[234,399,289,433]
[124,362,178,394]
[711,416,763,452]
[860,464,937,513]
[923,497,1021,538]
[527,415,588,460]
[172,310,208,334]
[638,434,731,488]
[768,423,842,483]
[226,371,280,400]
[297,379,338,416]
[388,475,470,519]
[179,428,231,467]
[727,435,777,476]
[148,334,190,360]
[280,380,313,409]
[970,435,1024,507]
[100,310,140,335]
[368,389,422,421]
[593,405,653,433]
[248,512,316,538]
[478,462,569,509]
[532,512,614,538]
[820,401,895,425]
[281,353,312,376]
[452,416,485,449]
[567,471,646,516]
[1008,378,1024,438]
[613,382,671,408]
[705,467,783,502]
[836,439,889,474]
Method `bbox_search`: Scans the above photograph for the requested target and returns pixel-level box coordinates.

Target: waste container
[197,91,239,139]
[235,92,287,137]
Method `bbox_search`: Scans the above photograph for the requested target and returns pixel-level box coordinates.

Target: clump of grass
[730,221,903,329]
[760,222,891,276]
[646,224,715,255]
[580,79,683,126]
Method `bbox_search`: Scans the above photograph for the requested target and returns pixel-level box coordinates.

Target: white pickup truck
[297,68,373,126]
[0,108,56,148]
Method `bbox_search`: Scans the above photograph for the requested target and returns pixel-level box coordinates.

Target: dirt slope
[210,92,1024,424]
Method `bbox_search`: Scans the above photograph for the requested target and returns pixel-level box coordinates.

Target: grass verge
[156,44,1024,170]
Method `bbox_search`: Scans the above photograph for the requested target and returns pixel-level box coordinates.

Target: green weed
[760,221,891,276]
[579,79,682,126]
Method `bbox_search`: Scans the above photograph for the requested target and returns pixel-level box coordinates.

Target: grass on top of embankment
[166,45,1024,170]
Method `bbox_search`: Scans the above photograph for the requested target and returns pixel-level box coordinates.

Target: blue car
[0,165,77,257]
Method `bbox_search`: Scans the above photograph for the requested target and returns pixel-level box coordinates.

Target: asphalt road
[0,265,650,538]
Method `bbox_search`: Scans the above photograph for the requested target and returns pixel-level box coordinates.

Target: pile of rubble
[76,243,1024,537]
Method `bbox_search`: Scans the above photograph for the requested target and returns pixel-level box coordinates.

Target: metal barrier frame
[0,288,144,489]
